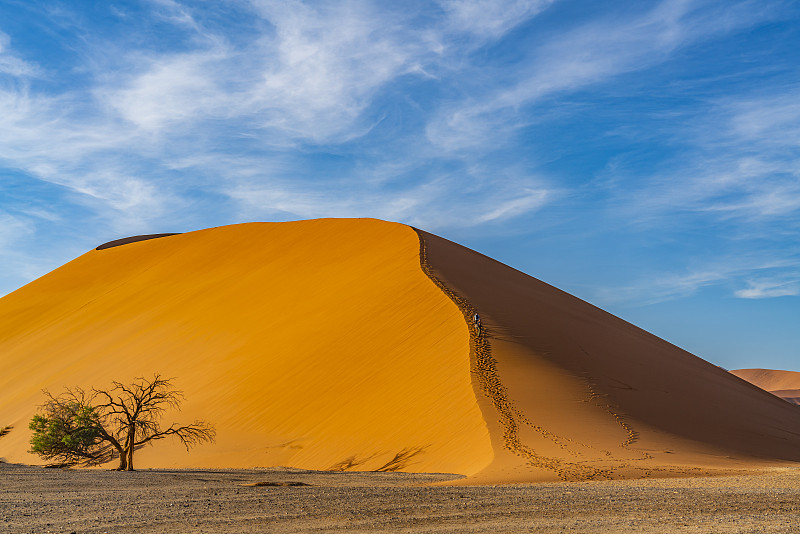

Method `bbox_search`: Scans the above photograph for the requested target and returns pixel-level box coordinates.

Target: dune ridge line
[413,226,800,483]
[414,228,626,481]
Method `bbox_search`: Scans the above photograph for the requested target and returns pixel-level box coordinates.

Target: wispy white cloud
[729,94,800,143]
[246,1,427,142]
[437,0,555,38]
[588,84,800,304]
[0,211,34,249]
[226,162,555,230]
[735,278,800,299]
[0,31,40,77]
[100,0,439,142]
[0,82,168,229]
[596,257,800,306]
[146,0,204,32]
[475,188,550,223]
[0,210,57,298]
[99,50,232,132]
[612,88,800,228]
[596,268,727,306]
[426,0,777,151]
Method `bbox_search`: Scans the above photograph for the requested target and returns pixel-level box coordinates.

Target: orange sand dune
[0,220,490,474]
[2,219,800,483]
[731,369,800,406]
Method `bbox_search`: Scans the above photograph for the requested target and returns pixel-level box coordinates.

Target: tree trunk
[124,426,135,471]
[116,452,127,471]
[109,439,126,470]
[126,442,134,471]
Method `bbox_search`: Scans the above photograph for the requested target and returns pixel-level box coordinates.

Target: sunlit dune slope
[418,230,800,483]
[0,219,492,474]
[731,369,800,406]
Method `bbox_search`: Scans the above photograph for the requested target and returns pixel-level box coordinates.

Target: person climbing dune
[473,313,482,336]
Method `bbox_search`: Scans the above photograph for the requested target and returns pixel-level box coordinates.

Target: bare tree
[30,375,215,470]
[94,375,215,470]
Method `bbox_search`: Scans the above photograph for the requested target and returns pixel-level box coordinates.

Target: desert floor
[2,464,800,533]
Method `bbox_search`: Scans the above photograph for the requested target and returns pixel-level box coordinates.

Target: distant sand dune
[731,369,800,406]
[770,391,800,405]
[2,219,800,483]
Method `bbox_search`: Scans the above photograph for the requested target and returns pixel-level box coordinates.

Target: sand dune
[418,230,800,482]
[0,220,491,475]
[731,369,800,406]
[2,219,800,483]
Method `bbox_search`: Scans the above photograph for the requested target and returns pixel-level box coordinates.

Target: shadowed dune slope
[418,230,800,483]
[0,220,492,474]
[731,369,800,406]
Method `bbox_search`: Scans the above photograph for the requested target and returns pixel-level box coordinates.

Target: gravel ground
[2,463,799,533]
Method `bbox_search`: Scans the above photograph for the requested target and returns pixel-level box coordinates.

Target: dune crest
[2,218,800,483]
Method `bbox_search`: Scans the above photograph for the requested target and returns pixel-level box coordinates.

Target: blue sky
[1,0,798,371]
